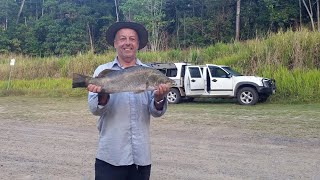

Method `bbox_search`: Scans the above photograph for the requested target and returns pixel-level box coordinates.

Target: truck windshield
[223,67,242,76]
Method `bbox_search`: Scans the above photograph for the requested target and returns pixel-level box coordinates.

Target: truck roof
[146,62,191,69]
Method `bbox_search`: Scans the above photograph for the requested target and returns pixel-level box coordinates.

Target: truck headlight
[262,79,270,87]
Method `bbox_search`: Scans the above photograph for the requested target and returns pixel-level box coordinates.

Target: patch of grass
[0,78,87,97]
[0,96,318,138]
[258,67,320,103]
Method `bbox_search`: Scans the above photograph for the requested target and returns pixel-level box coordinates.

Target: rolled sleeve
[88,92,110,116]
[150,97,167,117]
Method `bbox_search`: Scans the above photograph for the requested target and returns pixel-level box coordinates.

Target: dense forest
[0,0,319,56]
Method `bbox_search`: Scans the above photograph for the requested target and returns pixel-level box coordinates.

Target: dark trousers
[95,158,151,180]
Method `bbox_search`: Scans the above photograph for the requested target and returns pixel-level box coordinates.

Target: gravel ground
[0,97,319,180]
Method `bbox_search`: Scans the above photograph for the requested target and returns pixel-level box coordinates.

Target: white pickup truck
[148,62,276,105]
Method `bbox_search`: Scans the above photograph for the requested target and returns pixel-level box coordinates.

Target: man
[87,21,170,180]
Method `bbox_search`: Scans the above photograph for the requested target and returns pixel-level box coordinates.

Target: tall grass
[0,78,86,97]
[0,29,319,102]
[0,51,116,80]
[259,66,320,103]
[246,29,320,71]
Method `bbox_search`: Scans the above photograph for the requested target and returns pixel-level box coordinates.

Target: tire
[167,88,181,104]
[237,87,259,105]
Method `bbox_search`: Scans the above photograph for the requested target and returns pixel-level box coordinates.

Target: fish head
[149,75,176,88]
[165,78,177,87]
[147,70,177,89]
[155,76,176,88]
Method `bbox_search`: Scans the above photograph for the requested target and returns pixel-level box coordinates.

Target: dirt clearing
[0,97,319,179]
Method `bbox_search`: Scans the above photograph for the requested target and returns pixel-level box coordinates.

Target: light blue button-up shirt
[88,58,167,166]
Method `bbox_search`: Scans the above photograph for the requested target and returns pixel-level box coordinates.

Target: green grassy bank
[0,29,319,103]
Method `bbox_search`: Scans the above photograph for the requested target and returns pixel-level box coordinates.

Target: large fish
[72,66,176,93]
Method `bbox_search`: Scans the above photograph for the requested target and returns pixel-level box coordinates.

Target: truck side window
[210,67,227,78]
[216,69,227,78]
[166,69,177,77]
[209,67,218,77]
[158,69,166,74]
[189,67,201,78]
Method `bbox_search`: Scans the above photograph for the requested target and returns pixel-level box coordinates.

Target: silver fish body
[72,66,176,94]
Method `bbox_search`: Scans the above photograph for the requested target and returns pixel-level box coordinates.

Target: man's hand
[154,84,170,110]
[154,84,170,101]
[87,84,109,106]
[87,84,102,93]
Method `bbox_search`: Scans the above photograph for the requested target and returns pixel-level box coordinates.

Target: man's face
[114,28,139,62]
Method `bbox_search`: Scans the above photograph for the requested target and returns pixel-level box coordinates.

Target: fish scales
[72,66,176,94]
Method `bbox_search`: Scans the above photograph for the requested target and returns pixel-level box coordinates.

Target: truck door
[207,66,233,96]
[184,66,205,95]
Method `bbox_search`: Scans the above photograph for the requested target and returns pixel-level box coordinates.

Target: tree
[204,0,235,43]
[120,0,168,51]
[235,0,241,41]
[263,0,300,31]
[114,0,119,22]
[0,0,18,30]
[0,0,318,55]
[16,0,26,24]
[302,0,316,31]
[317,0,320,31]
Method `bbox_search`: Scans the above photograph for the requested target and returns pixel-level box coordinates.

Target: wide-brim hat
[106,22,148,50]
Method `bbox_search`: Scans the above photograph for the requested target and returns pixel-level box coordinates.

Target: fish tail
[72,73,90,88]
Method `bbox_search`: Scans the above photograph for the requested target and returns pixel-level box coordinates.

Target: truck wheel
[167,88,181,104]
[237,87,259,105]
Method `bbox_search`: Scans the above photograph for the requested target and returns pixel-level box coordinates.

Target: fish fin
[72,73,90,88]
[97,69,116,78]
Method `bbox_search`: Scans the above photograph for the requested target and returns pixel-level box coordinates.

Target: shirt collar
[111,57,143,69]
